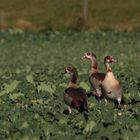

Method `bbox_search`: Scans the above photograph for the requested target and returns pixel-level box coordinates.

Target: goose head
[65,65,77,75]
[104,56,117,64]
[80,52,96,60]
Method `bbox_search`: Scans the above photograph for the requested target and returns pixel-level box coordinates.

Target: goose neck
[105,62,112,72]
[90,57,99,74]
[68,71,78,88]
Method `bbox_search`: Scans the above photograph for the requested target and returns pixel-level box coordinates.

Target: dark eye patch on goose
[67,66,72,71]
[87,52,91,56]
[104,56,110,62]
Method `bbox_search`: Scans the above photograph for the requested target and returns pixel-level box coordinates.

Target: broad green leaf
[25,65,31,73]
[37,82,48,92]
[0,91,6,97]
[26,74,34,84]
[15,69,21,74]
[48,84,56,94]
[21,121,30,129]
[37,82,56,95]
[59,118,68,124]
[4,80,20,93]
[59,83,67,87]
[79,81,90,91]
[9,92,24,100]
[76,121,84,129]
[89,102,96,109]
[33,113,40,119]
[83,121,96,134]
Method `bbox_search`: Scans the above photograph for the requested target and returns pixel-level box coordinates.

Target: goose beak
[112,58,118,63]
[80,55,86,60]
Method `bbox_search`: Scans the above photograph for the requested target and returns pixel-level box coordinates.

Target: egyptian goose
[81,52,105,99]
[102,56,122,107]
[64,66,88,114]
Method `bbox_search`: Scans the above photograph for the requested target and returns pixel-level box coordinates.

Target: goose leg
[117,97,121,108]
[92,91,101,102]
[68,106,72,114]
[94,88,103,101]
[96,88,102,97]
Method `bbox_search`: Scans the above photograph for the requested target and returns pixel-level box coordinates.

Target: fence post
[83,0,88,23]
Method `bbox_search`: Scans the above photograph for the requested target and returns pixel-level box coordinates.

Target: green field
[0,30,140,139]
[0,0,140,31]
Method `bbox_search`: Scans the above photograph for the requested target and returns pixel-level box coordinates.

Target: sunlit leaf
[26,74,34,84]
[20,121,29,129]
[59,118,68,124]
[37,82,48,92]
[9,92,24,100]
[83,121,96,134]
[59,83,67,87]
[37,82,56,95]
[79,81,90,91]
[4,80,20,93]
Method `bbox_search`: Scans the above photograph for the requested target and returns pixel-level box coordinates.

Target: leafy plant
[0,30,139,139]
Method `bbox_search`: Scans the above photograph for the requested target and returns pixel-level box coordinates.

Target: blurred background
[0,0,140,31]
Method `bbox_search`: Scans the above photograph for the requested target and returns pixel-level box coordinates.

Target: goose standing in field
[102,56,123,107]
[64,65,88,114]
[81,52,105,100]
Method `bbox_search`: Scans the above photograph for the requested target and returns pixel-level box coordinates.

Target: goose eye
[67,66,71,71]
[87,52,91,56]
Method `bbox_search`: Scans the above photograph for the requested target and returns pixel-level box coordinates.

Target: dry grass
[0,0,140,31]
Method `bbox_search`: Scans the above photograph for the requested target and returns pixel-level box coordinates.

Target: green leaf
[37,82,48,92]
[59,118,68,124]
[26,74,34,84]
[83,121,96,134]
[9,92,24,100]
[4,80,20,93]
[0,91,6,97]
[79,81,90,91]
[59,83,67,87]
[20,121,29,129]
[48,84,56,94]
[25,65,31,73]
[37,82,56,95]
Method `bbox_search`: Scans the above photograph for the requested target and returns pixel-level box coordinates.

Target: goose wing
[64,87,88,112]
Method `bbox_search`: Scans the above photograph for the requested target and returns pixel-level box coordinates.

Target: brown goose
[64,66,88,114]
[81,52,105,99]
[102,56,122,106]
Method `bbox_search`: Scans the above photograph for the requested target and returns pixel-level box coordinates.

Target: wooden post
[83,0,88,23]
